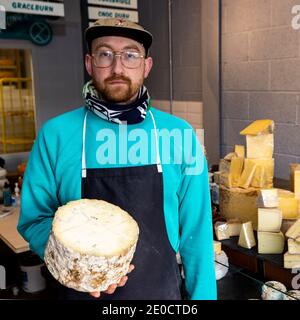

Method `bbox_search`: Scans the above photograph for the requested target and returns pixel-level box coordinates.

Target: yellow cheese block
[240,119,274,135]
[251,165,266,188]
[288,239,300,254]
[277,189,295,198]
[229,157,244,187]
[246,134,274,159]
[238,221,256,249]
[278,197,299,219]
[258,208,282,232]
[219,185,259,230]
[234,145,245,158]
[257,189,279,208]
[284,252,300,269]
[214,240,222,255]
[290,163,300,192]
[251,159,274,188]
[294,170,300,199]
[286,218,300,239]
[257,231,284,254]
[238,160,257,188]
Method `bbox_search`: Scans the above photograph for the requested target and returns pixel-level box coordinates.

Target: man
[18,18,217,300]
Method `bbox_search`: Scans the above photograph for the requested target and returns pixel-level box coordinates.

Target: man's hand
[89,264,135,298]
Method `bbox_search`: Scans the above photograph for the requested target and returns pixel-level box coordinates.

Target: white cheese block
[258,208,282,232]
[257,189,279,208]
[257,231,284,254]
[284,252,300,269]
[286,218,300,239]
[44,199,139,292]
[238,221,256,249]
[214,221,230,240]
[227,219,242,236]
[213,240,222,255]
[288,238,300,254]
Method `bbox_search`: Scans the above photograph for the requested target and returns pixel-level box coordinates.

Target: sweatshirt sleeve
[178,130,217,300]
[17,125,60,260]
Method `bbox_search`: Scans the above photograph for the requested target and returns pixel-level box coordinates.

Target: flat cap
[85,18,153,55]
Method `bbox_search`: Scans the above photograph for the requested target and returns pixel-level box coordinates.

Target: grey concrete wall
[139,0,203,102]
[221,0,300,179]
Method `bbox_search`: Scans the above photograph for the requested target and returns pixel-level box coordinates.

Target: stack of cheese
[257,189,284,254]
[284,218,300,268]
[219,119,275,230]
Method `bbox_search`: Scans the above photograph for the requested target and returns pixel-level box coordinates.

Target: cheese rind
[44,199,139,292]
[240,119,274,135]
[257,231,284,254]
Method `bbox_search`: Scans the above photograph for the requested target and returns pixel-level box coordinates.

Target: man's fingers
[105,284,117,294]
[128,264,135,273]
[90,291,101,298]
[117,276,128,287]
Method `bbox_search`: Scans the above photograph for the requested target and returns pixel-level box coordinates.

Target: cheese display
[238,221,256,249]
[257,189,279,208]
[288,239,300,254]
[284,252,300,269]
[261,281,287,300]
[44,199,139,292]
[257,231,284,254]
[258,208,282,232]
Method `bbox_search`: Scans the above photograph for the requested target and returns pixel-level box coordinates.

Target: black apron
[58,111,182,300]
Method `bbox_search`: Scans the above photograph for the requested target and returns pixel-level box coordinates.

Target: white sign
[88,0,138,10]
[0,0,65,17]
[88,6,138,22]
[0,5,6,29]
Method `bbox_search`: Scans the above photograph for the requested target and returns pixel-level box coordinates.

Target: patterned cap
[85,18,153,55]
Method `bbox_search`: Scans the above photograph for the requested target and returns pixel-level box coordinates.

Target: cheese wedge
[240,119,274,135]
[258,208,282,232]
[229,157,244,187]
[286,218,300,239]
[288,239,300,254]
[238,160,257,188]
[234,145,245,158]
[284,252,300,269]
[257,189,279,208]
[257,231,284,254]
[238,221,256,249]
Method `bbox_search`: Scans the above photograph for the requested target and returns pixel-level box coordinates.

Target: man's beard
[94,75,143,104]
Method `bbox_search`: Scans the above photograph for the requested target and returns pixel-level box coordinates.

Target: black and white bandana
[83,80,151,124]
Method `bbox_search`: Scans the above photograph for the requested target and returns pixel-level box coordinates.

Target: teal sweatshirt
[17,106,217,300]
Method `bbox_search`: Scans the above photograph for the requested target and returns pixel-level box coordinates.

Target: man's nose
[111,54,124,74]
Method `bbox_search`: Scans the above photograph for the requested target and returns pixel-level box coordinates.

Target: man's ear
[85,54,93,77]
[144,57,153,79]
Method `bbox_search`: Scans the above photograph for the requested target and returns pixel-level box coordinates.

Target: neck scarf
[82,80,151,124]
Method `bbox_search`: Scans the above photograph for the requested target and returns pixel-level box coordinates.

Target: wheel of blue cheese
[261,281,287,300]
[44,199,139,292]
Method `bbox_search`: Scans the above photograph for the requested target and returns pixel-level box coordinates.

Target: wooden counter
[0,206,29,253]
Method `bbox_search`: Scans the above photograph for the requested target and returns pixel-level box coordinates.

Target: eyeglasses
[91,50,145,69]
